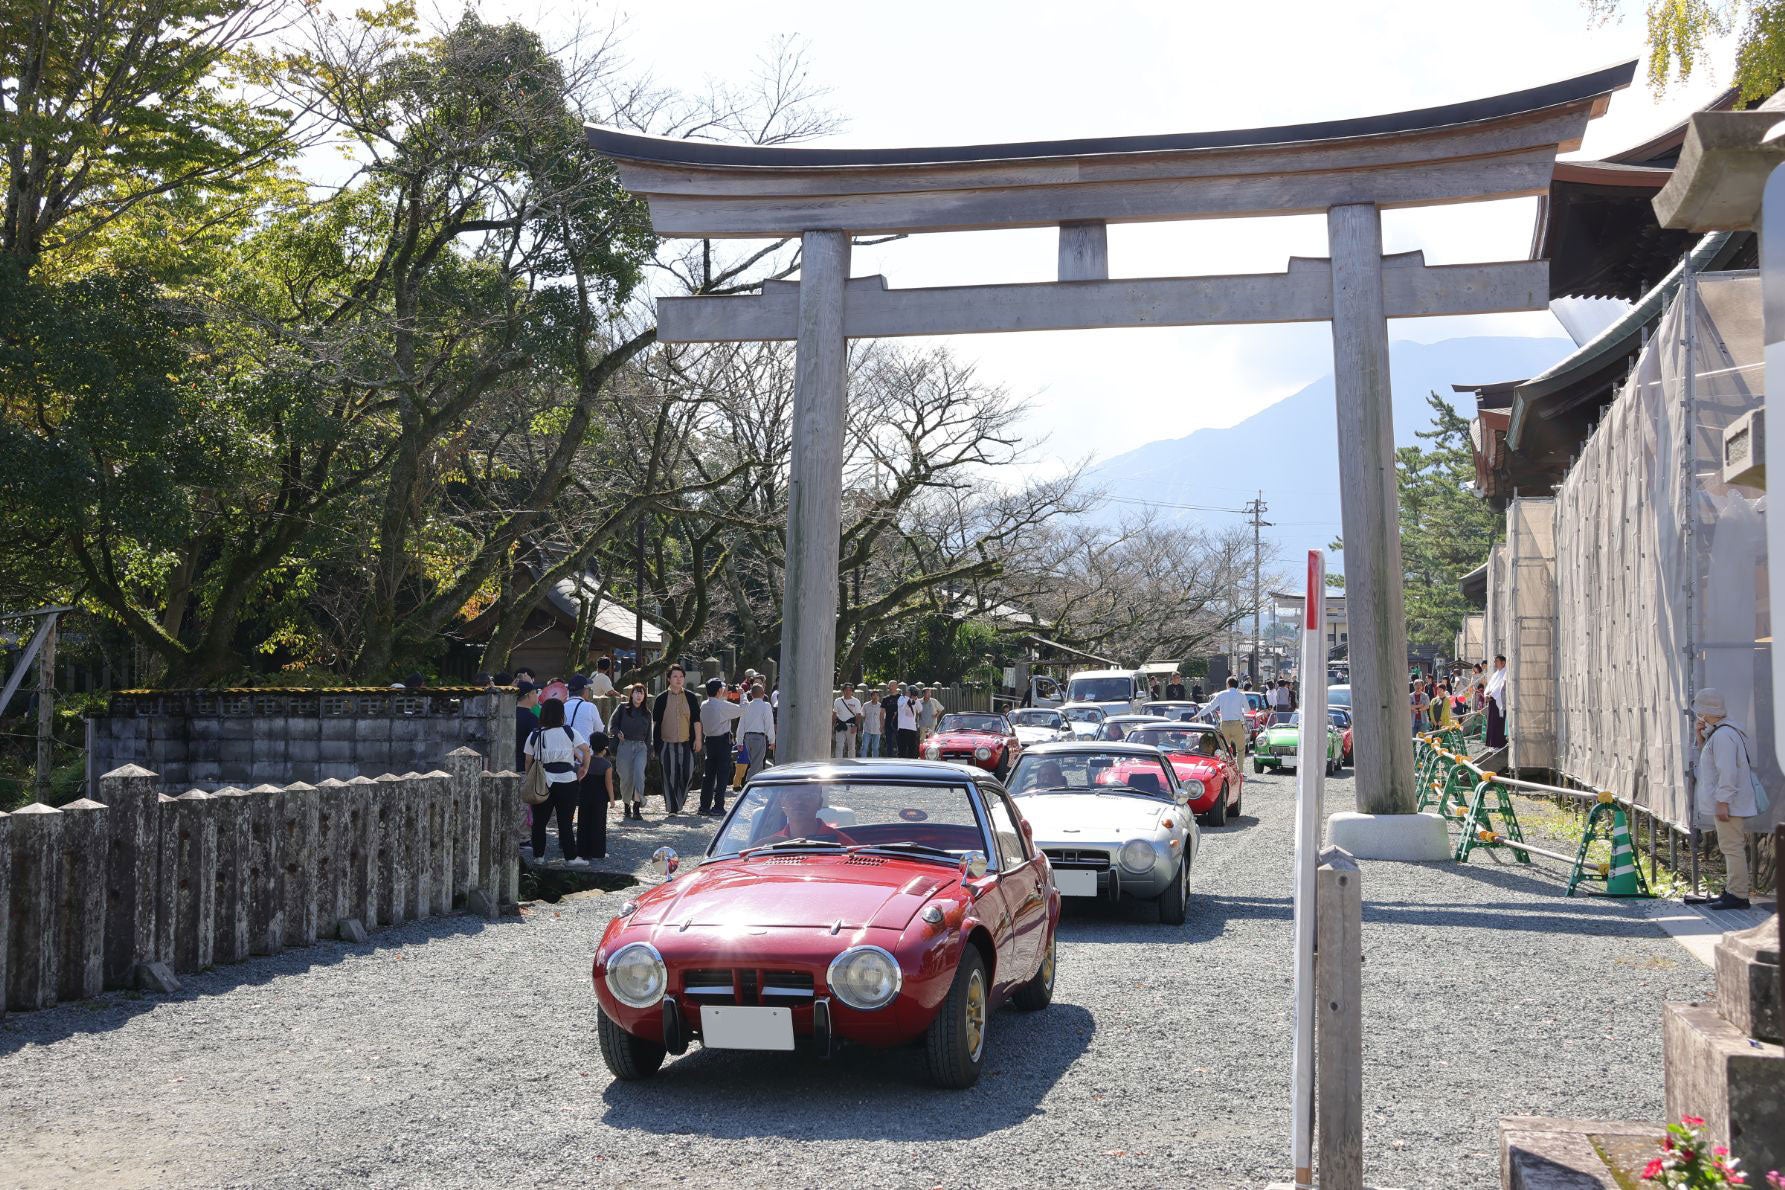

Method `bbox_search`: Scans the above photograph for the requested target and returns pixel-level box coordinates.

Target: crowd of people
[502,662,974,867]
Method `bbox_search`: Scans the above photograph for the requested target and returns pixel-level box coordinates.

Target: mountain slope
[1079,335,1572,566]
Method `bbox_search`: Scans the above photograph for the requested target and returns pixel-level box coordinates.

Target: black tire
[1252,761,1266,775]
[993,754,1010,782]
[1012,933,1055,1011]
[597,1007,666,1081]
[925,948,990,1089]
[1157,857,1188,925]
[1206,785,1228,827]
[1230,783,1242,817]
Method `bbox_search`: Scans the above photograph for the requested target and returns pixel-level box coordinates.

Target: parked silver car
[1007,741,1199,924]
[1006,707,1074,747]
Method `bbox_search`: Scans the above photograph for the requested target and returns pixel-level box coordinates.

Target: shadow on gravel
[0,911,522,1055]
[1058,894,1292,944]
[1361,899,1669,937]
[597,1003,1095,1138]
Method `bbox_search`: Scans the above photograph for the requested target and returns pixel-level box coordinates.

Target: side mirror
[960,850,989,879]
[650,846,680,879]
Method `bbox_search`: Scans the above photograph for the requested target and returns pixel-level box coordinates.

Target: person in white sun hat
[1685,688,1760,911]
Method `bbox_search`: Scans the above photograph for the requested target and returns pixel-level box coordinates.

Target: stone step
[1499,1117,1663,1189]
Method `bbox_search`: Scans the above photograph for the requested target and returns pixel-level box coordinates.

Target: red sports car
[1120,722,1246,827]
[593,760,1060,1089]
[1329,708,1354,765]
[921,712,1023,780]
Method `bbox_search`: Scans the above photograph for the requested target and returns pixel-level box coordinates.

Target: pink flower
[1643,1156,1665,1180]
[1682,1115,1705,1127]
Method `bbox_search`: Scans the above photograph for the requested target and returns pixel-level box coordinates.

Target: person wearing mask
[1430,682,1454,729]
[918,687,944,746]
[1209,677,1250,758]
[1483,654,1508,748]
[609,683,652,821]
[523,697,592,867]
[859,682,885,757]
[833,682,863,758]
[652,665,703,816]
[739,681,776,783]
[699,677,743,815]
[513,681,540,771]
[1165,673,1187,701]
[590,657,617,698]
[1687,688,1762,910]
[895,684,922,759]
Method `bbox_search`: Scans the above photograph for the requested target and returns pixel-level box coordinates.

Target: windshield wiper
[854,842,958,866]
[740,837,848,857]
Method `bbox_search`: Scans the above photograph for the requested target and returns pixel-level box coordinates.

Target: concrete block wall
[85,688,517,795]
[0,749,522,1017]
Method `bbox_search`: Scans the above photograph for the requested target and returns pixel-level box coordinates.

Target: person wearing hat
[1687,688,1761,910]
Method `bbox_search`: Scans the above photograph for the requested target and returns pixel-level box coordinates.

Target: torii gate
[588,61,1633,850]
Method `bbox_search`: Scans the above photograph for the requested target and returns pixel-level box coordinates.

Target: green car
[1252,711,1346,775]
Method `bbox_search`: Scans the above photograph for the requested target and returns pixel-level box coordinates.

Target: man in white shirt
[564,674,606,739]
[1209,677,1251,758]
[589,658,617,698]
[1483,654,1508,748]
[1687,687,1760,910]
[833,683,864,758]
[699,678,744,814]
[919,688,944,744]
[895,683,921,758]
[738,682,776,782]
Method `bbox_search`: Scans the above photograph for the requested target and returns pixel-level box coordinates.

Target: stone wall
[85,688,516,794]
[1,751,521,1015]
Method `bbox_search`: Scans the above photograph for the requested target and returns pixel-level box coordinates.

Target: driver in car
[767,785,857,845]
[1196,733,1220,757]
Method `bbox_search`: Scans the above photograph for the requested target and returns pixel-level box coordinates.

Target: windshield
[1009,710,1063,728]
[1010,751,1175,801]
[1061,706,1105,723]
[710,781,988,859]
[1327,686,1351,707]
[1270,712,1300,726]
[1328,710,1351,728]
[1066,676,1133,703]
[1126,726,1222,755]
[938,713,1006,734]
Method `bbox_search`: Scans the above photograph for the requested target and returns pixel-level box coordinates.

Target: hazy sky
[485,0,1732,488]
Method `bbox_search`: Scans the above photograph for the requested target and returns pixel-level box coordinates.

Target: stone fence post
[0,811,11,1015]
[212,787,251,964]
[164,790,218,973]
[375,773,405,928]
[313,778,348,938]
[8,804,62,1009]
[343,775,378,940]
[282,781,318,947]
[96,764,160,988]
[246,784,285,954]
[399,773,428,921]
[420,770,451,917]
[57,799,109,1002]
[476,770,522,914]
[446,748,482,909]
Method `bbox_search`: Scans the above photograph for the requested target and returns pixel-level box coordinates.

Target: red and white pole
[1289,549,1328,1188]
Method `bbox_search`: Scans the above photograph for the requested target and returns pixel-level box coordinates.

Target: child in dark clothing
[575,732,617,861]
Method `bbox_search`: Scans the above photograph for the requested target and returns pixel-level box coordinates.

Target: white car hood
[1013,726,1062,745]
[1014,792,1172,841]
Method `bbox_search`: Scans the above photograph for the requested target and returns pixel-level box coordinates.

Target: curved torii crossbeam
[586,62,1635,809]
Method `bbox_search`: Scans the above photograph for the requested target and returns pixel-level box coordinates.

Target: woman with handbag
[523,697,592,867]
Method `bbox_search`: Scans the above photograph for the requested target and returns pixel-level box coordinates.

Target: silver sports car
[1006,741,1199,925]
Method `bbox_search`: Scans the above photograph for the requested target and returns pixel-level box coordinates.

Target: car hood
[1066,723,1102,737]
[929,730,1005,749]
[1013,792,1174,840]
[629,855,958,933]
[1165,754,1226,780]
[1013,726,1061,744]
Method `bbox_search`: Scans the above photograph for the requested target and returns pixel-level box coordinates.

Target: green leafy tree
[1396,393,1501,648]
[1587,0,1785,102]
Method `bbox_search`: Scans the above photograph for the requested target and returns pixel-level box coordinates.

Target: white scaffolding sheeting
[1553,271,1778,830]
[1507,497,1558,772]
[1455,613,1485,666]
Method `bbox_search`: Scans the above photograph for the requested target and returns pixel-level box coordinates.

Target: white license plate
[1055,868,1099,897]
[699,1005,795,1051]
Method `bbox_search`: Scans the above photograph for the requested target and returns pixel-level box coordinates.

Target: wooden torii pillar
[588,63,1632,850]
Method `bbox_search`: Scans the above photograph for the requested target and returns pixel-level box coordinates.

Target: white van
[1064,668,1145,715]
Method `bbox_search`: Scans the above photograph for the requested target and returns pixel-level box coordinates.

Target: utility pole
[1244,492,1271,686]
[35,615,57,802]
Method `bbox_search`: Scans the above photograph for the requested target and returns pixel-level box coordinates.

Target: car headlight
[1119,839,1157,873]
[827,945,903,1011]
[605,941,667,1008]
[974,746,991,760]
[1180,778,1204,798]
[923,743,940,758]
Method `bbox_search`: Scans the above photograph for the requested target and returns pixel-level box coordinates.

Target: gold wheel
[965,969,987,1062]
[1040,940,1056,990]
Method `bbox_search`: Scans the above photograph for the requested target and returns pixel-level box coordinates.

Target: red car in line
[593,760,1060,1089]
[921,712,1023,780]
[1120,722,1246,827]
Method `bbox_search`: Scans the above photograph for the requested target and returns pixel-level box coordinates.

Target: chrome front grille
[1044,848,1112,870]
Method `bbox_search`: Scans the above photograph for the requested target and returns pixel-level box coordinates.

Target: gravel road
[0,766,1711,1188]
